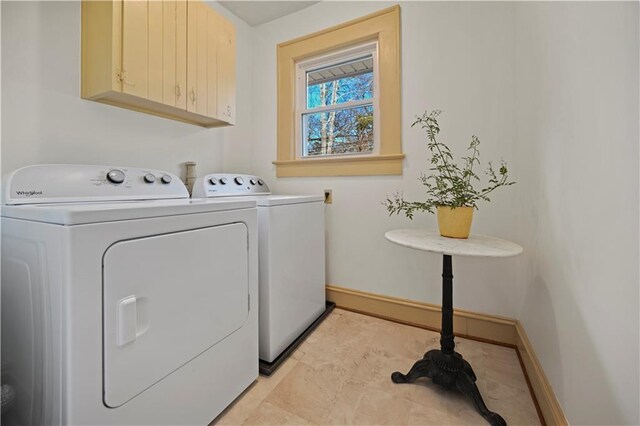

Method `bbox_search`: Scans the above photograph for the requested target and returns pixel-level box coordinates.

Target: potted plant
[384,110,515,239]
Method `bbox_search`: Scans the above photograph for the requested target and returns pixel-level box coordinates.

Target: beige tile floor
[213,309,541,426]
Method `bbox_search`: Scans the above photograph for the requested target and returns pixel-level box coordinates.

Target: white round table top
[385,229,523,258]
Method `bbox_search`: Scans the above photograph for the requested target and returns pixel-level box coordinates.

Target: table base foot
[391,349,506,426]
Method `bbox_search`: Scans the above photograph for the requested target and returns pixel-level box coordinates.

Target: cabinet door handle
[175,84,182,99]
[190,89,196,104]
[117,69,136,87]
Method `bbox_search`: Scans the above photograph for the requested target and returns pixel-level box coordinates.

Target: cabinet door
[206,8,219,119]
[148,0,163,102]
[161,0,176,106]
[196,0,208,115]
[186,0,197,113]
[158,0,186,108]
[122,0,183,106]
[186,0,209,115]
[217,18,236,124]
[175,0,187,109]
[186,0,236,121]
[121,0,148,98]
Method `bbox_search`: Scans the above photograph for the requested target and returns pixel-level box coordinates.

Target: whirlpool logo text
[15,190,43,197]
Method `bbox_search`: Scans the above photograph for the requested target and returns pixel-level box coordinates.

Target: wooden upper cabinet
[81,0,236,128]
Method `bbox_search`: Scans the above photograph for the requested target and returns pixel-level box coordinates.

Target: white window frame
[294,41,380,159]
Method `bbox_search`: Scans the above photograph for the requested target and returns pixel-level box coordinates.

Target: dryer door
[102,223,249,408]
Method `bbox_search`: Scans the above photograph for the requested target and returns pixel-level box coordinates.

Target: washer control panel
[192,173,271,198]
[2,164,189,205]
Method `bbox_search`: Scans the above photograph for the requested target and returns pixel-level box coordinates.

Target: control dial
[209,177,218,185]
[257,179,264,186]
[234,176,244,185]
[160,174,172,184]
[107,169,125,184]
[220,177,228,185]
[249,178,256,185]
[144,173,156,183]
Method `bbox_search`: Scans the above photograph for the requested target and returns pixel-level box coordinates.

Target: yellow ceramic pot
[436,206,474,239]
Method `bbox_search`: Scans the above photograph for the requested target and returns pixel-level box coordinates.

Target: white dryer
[192,174,327,370]
[1,165,258,425]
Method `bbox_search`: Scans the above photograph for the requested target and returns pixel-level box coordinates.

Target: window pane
[306,56,374,110]
[303,104,374,157]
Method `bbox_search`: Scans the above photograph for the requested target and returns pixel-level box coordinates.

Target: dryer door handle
[117,296,138,347]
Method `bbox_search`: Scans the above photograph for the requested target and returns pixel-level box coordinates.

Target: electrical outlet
[324,189,333,204]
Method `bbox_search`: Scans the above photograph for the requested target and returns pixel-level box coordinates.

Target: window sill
[273,153,404,177]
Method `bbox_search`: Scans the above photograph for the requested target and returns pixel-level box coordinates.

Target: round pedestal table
[385,229,523,426]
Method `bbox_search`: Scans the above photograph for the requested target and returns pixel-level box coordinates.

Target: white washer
[1,165,258,425]
[192,174,325,364]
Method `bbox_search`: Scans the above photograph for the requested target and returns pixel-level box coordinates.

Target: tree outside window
[299,48,378,158]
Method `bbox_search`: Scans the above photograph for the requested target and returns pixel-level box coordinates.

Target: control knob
[234,176,244,185]
[144,173,156,183]
[257,179,264,186]
[209,177,218,185]
[160,174,172,184]
[107,169,125,184]
[249,179,256,185]
[220,177,228,185]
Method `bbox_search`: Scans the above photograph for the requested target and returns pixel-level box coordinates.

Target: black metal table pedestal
[391,255,507,426]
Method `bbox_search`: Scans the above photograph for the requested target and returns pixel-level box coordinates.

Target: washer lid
[0,198,256,225]
[192,194,325,206]
[255,195,324,206]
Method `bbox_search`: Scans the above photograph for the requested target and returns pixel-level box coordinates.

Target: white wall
[515,2,639,424]
[1,0,253,180]
[249,1,523,318]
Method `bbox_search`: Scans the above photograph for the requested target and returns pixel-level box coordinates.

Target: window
[297,43,378,158]
[275,6,403,177]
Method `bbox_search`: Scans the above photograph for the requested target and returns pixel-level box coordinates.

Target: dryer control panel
[2,164,188,205]
[192,174,271,198]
